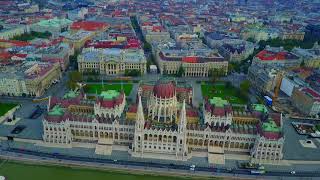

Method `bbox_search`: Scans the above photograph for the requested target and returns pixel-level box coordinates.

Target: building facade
[0,62,61,97]
[78,48,147,75]
[156,50,228,77]
[291,87,320,116]
[42,79,284,163]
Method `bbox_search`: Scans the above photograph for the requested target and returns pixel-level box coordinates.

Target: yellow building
[156,49,228,77]
[78,48,147,75]
[0,62,61,97]
[63,31,95,51]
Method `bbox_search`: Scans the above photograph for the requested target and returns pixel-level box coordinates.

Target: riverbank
[0,157,227,180]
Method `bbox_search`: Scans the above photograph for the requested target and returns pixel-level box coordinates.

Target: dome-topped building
[153,79,176,98]
[148,79,178,122]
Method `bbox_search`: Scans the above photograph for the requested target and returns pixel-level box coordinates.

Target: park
[201,82,248,105]
[0,103,18,116]
[84,83,133,96]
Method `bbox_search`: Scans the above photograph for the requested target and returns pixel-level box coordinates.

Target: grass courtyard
[201,83,247,105]
[0,103,18,116]
[0,161,215,180]
[84,83,133,96]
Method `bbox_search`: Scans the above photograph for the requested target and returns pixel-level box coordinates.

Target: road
[0,147,319,179]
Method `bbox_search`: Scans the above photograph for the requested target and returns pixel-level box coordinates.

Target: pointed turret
[179,100,187,133]
[136,95,145,130]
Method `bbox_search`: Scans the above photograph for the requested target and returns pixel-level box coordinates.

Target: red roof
[302,88,320,99]
[182,56,198,63]
[153,81,176,98]
[152,26,164,32]
[0,39,31,47]
[71,21,108,31]
[13,54,27,58]
[128,104,137,113]
[0,52,12,59]
[96,93,125,109]
[255,50,287,61]
[261,131,282,140]
[186,109,198,117]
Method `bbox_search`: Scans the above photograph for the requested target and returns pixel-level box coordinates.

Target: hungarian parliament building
[42,78,284,164]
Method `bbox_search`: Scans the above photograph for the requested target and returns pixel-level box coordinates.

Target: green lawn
[0,162,214,180]
[84,83,133,96]
[0,103,17,116]
[201,83,247,104]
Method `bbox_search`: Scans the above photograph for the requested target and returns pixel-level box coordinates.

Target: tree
[247,37,255,43]
[67,71,83,90]
[69,71,83,82]
[143,42,152,52]
[239,80,251,100]
[124,69,141,76]
[226,81,232,89]
[176,66,185,77]
[208,68,224,83]
[69,50,80,69]
[300,60,305,67]
[240,80,251,92]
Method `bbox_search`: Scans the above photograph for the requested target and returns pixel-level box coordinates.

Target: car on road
[226,168,233,172]
[250,169,266,175]
[290,171,296,175]
[11,125,26,134]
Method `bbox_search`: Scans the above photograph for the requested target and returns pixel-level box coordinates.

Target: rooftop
[252,104,268,113]
[63,90,80,99]
[48,105,65,116]
[35,17,72,28]
[262,119,281,133]
[209,97,229,107]
[255,50,299,61]
[71,21,108,31]
[100,90,120,100]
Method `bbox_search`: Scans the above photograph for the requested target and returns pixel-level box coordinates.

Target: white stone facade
[94,94,126,119]
[42,86,284,164]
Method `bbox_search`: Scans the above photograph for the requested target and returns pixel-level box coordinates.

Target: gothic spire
[179,100,187,133]
[136,95,145,130]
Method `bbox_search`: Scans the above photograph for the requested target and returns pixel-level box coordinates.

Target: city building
[0,61,61,97]
[218,39,255,62]
[252,47,302,68]
[247,64,282,94]
[0,24,30,40]
[292,42,320,68]
[31,18,72,38]
[156,49,228,77]
[78,48,147,75]
[42,79,284,163]
[291,87,320,116]
[203,97,233,126]
[63,30,95,51]
[70,21,109,33]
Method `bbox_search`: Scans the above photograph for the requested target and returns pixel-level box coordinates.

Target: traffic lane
[3,148,320,178]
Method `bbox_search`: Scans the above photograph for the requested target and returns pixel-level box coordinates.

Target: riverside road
[0,147,319,179]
